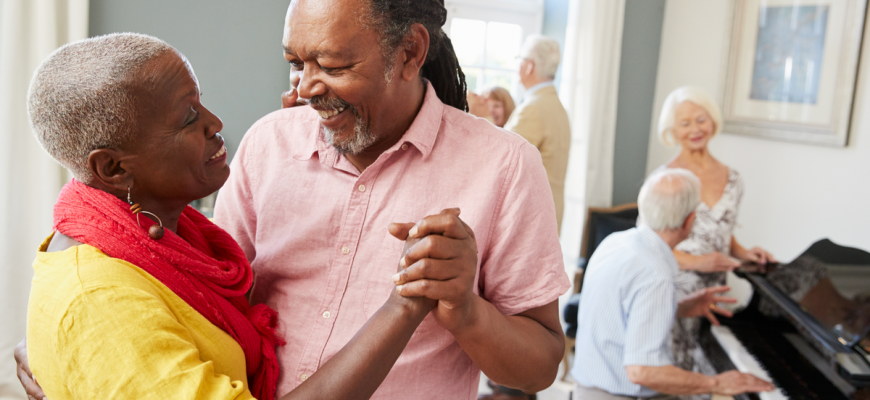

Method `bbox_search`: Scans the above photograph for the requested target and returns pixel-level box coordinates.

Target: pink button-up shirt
[214,82,570,399]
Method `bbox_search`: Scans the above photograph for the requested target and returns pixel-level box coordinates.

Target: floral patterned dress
[668,167,743,388]
[655,166,825,400]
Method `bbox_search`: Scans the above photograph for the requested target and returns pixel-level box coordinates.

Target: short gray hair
[638,168,701,231]
[27,33,174,183]
[519,34,561,80]
[657,86,723,146]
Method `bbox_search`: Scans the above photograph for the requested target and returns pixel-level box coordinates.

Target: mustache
[305,94,352,111]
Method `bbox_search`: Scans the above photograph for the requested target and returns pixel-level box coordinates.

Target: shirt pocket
[363,230,406,317]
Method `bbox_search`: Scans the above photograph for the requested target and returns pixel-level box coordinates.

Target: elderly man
[571,169,775,399]
[224,0,570,399]
[503,35,570,232]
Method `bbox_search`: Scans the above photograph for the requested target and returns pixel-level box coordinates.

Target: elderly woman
[652,86,839,389]
[481,86,516,128]
[466,86,515,128]
[20,33,436,400]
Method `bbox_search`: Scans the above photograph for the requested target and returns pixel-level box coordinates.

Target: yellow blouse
[26,233,256,400]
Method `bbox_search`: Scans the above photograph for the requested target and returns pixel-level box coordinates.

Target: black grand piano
[701,239,870,400]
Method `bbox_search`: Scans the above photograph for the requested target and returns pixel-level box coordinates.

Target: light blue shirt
[520,81,554,103]
[571,226,679,398]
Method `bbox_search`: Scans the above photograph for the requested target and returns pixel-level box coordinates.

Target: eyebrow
[283,45,345,59]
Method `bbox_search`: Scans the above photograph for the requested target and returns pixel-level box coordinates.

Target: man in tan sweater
[504,35,570,234]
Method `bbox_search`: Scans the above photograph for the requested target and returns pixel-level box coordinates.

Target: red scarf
[53,180,284,400]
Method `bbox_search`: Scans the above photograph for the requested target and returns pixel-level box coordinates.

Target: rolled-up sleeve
[622,279,676,367]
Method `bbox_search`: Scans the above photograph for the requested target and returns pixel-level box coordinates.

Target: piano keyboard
[711,325,788,400]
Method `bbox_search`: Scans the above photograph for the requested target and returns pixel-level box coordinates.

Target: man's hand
[389,208,479,333]
[699,252,741,272]
[677,286,737,326]
[14,338,47,400]
[712,370,776,395]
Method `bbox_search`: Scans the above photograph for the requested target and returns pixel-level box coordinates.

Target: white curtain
[0,0,87,398]
[558,0,625,261]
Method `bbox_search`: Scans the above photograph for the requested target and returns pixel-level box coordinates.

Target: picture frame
[721,0,868,147]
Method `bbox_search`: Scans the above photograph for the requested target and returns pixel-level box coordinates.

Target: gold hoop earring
[127,185,165,240]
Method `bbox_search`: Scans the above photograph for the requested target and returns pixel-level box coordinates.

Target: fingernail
[399,258,406,269]
[392,273,401,284]
[408,226,418,238]
[395,284,403,293]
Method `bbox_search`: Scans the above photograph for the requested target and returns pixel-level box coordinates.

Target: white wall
[647,0,870,261]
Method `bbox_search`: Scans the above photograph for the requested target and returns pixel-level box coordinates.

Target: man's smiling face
[283,0,401,155]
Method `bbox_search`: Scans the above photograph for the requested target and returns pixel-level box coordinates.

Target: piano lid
[746,239,870,351]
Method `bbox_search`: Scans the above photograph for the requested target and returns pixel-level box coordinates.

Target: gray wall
[89,0,293,161]
[542,0,570,89]
[611,0,666,205]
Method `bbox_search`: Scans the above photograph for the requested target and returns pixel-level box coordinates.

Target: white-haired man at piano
[572,168,775,399]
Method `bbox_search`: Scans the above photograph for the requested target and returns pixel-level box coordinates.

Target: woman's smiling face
[121,51,229,206]
[672,100,716,151]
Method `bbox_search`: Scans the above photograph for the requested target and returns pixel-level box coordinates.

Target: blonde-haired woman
[481,86,516,128]
[467,86,516,128]
[652,86,784,387]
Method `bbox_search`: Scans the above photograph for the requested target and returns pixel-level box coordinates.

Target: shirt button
[322,311,331,319]
[358,184,366,192]
[300,373,308,381]
[401,144,408,150]
[341,246,350,254]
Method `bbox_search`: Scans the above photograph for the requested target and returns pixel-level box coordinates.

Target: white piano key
[710,325,789,400]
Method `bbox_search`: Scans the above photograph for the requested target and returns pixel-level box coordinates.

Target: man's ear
[522,59,536,77]
[398,23,430,82]
[87,148,131,191]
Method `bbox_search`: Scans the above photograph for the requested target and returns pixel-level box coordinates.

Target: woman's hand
[677,286,737,325]
[14,338,47,400]
[389,208,479,334]
[740,247,777,265]
[281,74,304,109]
[676,250,740,272]
[700,252,741,272]
[387,222,438,315]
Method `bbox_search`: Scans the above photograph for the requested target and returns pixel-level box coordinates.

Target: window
[450,19,523,93]
[445,0,544,97]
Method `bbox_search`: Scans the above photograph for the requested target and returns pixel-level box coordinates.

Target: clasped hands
[387,208,480,333]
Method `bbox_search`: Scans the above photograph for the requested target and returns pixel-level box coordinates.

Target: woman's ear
[87,148,130,191]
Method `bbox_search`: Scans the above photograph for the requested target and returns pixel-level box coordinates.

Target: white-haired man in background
[504,34,570,233]
[571,169,775,399]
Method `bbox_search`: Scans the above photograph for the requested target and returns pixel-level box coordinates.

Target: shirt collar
[294,80,443,162]
[523,81,555,100]
[637,225,680,275]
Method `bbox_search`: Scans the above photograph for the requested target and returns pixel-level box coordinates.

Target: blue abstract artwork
[750,5,829,104]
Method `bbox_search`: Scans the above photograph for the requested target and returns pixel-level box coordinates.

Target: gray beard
[321,108,377,155]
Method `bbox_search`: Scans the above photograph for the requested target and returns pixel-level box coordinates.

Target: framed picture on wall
[721,0,867,147]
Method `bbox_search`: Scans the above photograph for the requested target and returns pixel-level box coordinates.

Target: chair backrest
[580,203,639,259]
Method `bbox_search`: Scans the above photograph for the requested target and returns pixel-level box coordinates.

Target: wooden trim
[579,203,638,258]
